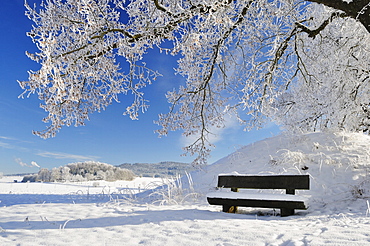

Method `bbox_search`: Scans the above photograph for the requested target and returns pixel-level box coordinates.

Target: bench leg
[223,205,237,213]
[280,208,294,217]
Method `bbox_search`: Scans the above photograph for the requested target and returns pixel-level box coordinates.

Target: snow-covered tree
[37,168,52,182]
[50,167,61,181]
[274,9,370,134]
[60,166,71,181]
[20,0,370,164]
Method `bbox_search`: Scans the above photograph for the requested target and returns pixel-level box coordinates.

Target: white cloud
[31,161,40,168]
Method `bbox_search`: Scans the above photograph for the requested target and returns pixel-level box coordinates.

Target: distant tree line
[118,161,193,178]
[22,161,135,182]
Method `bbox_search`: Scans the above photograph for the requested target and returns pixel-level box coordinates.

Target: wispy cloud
[0,136,33,152]
[0,136,34,143]
[181,114,240,147]
[0,136,17,149]
[15,158,40,168]
[1,135,99,163]
[0,136,16,140]
[0,140,30,152]
[37,151,99,161]
[0,141,12,149]
[15,158,28,167]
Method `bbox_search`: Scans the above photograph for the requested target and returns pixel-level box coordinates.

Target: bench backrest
[217,175,310,190]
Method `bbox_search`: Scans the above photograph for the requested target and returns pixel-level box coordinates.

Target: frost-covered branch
[307,0,370,33]
[295,12,348,39]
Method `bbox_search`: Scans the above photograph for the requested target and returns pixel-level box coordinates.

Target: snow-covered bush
[113,168,136,181]
[21,174,38,183]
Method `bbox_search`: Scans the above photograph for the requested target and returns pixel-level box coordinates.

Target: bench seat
[207,174,310,216]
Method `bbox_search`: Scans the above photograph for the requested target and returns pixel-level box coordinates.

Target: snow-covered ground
[1,131,370,245]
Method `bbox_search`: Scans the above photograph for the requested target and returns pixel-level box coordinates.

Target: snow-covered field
[2,131,370,245]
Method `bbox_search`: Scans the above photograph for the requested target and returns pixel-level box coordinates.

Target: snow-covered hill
[190,131,370,211]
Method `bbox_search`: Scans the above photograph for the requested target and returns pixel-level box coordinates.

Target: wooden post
[223,205,237,213]
[229,187,238,212]
[281,208,294,217]
[286,189,295,195]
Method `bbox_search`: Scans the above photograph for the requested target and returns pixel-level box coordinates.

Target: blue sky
[0,0,280,175]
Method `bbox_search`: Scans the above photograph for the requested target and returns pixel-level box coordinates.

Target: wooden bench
[207,174,310,217]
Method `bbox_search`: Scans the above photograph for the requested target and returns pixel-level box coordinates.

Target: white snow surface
[206,192,308,203]
[1,131,370,245]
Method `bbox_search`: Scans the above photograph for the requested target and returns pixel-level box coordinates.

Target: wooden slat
[217,175,310,190]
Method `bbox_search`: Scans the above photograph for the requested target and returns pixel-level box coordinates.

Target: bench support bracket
[281,208,294,217]
[223,205,237,213]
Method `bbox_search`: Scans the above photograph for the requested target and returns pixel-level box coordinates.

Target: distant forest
[8,161,194,180]
[118,161,194,178]
[22,162,135,182]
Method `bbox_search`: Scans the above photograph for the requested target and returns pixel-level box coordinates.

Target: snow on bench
[207,174,310,217]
